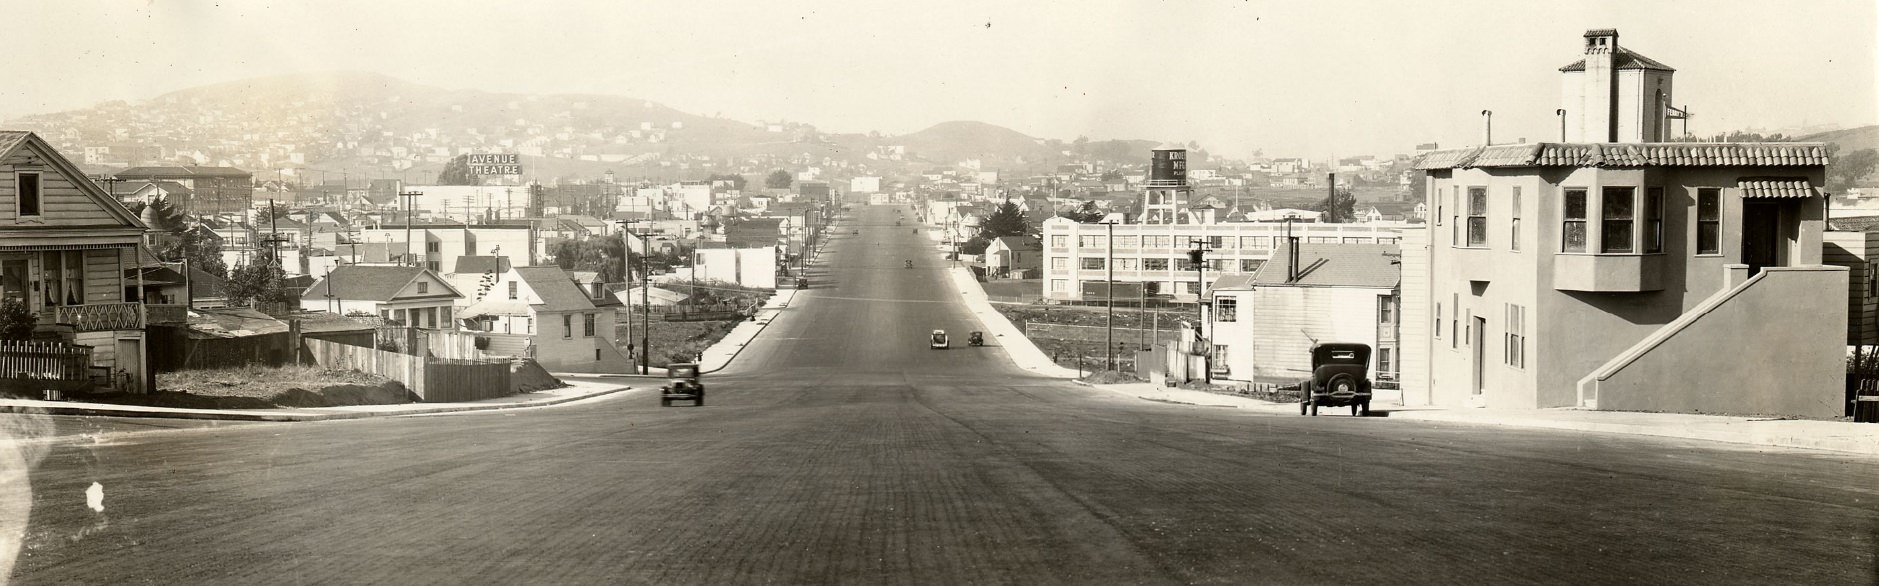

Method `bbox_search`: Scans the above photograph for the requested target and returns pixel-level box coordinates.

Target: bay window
[1466,187,1488,246]
[1562,189,1588,252]
[1601,187,1635,253]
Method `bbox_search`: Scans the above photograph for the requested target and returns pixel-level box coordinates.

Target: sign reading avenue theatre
[468,153,523,175]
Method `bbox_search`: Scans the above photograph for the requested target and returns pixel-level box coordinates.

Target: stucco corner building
[1399,28,1846,418]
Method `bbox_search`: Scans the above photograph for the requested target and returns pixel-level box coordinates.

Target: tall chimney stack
[1582,29,1619,142]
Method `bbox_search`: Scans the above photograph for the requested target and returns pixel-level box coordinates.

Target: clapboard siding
[84,248,124,304]
[0,142,120,225]
[1824,231,1878,345]
[1251,285,1392,380]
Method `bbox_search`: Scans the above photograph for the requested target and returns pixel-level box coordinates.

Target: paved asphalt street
[6,204,1879,585]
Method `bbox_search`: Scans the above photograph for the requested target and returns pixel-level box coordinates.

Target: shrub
[0,299,34,341]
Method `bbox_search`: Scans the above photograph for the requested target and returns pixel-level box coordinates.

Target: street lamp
[619,220,652,375]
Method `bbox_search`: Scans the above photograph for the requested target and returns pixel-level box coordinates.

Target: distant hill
[4,72,1171,182]
[1800,125,1878,153]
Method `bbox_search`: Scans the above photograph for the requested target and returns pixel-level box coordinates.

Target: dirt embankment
[81,366,415,409]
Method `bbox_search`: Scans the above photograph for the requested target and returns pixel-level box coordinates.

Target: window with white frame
[1378,348,1394,374]
[1115,235,1139,247]
[563,314,573,338]
[1435,301,1443,339]
[417,282,429,294]
[1563,188,1588,252]
[1466,186,1487,246]
[1144,258,1169,270]
[1240,259,1264,273]
[1645,187,1664,253]
[1080,235,1102,248]
[1051,235,1067,248]
[1214,296,1237,322]
[1601,187,1636,253]
[1080,257,1104,270]
[1451,187,1461,245]
[1117,258,1138,270]
[584,313,596,337]
[1511,186,1522,252]
[1050,279,1067,292]
[1696,188,1721,255]
[1504,303,1525,368]
[1377,295,1394,324]
[1051,257,1068,270]
[16,172,41,217]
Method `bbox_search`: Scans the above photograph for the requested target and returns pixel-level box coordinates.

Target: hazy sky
[7,1,1875,159]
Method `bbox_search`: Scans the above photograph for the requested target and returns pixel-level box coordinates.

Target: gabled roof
[1252,243,1400,289]
[115,165,252,179]
[1414,142,1830,170]
[0,131,147,230]
[453,255,511,274]
[514,266,596,310]
[304,265,457,302]
[187,307,289,339]
[1559,47,1676,72]
[991,236,1041,252]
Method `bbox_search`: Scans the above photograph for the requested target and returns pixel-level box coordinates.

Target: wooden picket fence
[305,338,512,403]
[0,340,92,381]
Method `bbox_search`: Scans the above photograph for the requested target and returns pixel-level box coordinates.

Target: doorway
[1471,316,1487,397]
[1741,201,1783,276]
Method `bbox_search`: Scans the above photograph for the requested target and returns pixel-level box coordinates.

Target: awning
[1738,178,1818,199]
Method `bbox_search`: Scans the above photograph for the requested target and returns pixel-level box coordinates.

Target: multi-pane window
[1601,187,1636,253]
[1510,186,1522,252]
[1378,348,1393,374]
[1435,187,1445,225]
[1240,259,1264,273]
[1115,235,1139,248]
[1080,235,1103,248]
[1466,187,1488,246]
[418,282,430,294]
[1208,236,1227,248]
[1239,236,1263,249]
[1435,302,1444,339]
[1215,297,1237,322]
[1450,294,1460,349]
[40,251,82,306]
[1343,237,1368,244]
[1307,236,1335,244]
[1143,235,1170,248]
[16,172,41,217]
[563,314,573,338]
[1117,258,1138,270]
[1696,188,1721,255]
[1563,189,1588,252]
[1051,257,1068,270]
[1080,257,1104,270]
[1175,258,1197,271]
[1144,258,1169,270]
[508,281,519,300]
[1378,296,1395,324]
[1505,304,1525,368]
[1050,235,1067,248]
[1050,279,1067,292]
[1451,187,1461,246]
[1645,187,1664,253]
[584,313,596,337]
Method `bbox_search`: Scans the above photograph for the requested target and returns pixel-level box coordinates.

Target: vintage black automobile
[968,331,984,346]
[661,362,705,407]
[1299,343,1372,416]
[930,329,949,349]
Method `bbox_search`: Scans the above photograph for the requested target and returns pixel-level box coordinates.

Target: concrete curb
[699,288,799,375]
[0,384,637,423]
[1382,410,1879,456]
[946,267,1082,379]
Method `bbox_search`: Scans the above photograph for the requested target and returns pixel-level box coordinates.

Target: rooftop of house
[454,255,511,275]
[1414,142,1830,170]
[186,307,289,339]
[115,165,252,179]
[304,265,449,302]
[1252,242,1401,289]
[514,266,597,311]
[1558,46,1676,73]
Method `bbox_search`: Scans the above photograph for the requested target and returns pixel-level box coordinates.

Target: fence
[305,338,512,403]
[1022,322,1183,345]
[0,340,91,381]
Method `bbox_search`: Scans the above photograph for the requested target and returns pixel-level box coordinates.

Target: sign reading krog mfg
[468,153,523,175]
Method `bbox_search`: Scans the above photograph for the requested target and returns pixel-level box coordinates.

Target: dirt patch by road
[78,366,414,409]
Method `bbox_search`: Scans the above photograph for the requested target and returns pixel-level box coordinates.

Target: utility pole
[1103,220,1116,371]
[1188,237,1213,384]
[400,191,421,267]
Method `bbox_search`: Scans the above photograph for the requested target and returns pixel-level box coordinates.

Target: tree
[437,155,482,185]
[224,252,289,307]
[127,197,185,232]
[764,169,793,190]
[1058,201,1105,223]
[0,299,35,341]
[1313,186,1358,223]
[157,229,228,280]
[981,201,1033,238]
[1829,148,1879,192]
[550,238,629,284]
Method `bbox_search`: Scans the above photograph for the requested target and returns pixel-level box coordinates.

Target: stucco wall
[1582,266,1847,418]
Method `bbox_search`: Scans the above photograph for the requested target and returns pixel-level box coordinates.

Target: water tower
[1140,146,1190,224]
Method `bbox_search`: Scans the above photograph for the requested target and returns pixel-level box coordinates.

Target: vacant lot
[994,304,1193,374]
[617,315,744,367]
[85,365,411,409]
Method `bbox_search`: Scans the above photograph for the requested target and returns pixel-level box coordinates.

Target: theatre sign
[468,153,523,175]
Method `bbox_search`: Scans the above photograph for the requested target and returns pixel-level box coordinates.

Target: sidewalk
[0,378,635,423]
[699,282,800,373]
[946,266,1081,379]
[1080,381,1879,457]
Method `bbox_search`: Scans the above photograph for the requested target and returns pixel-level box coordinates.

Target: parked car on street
[1299,343,1372,416]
